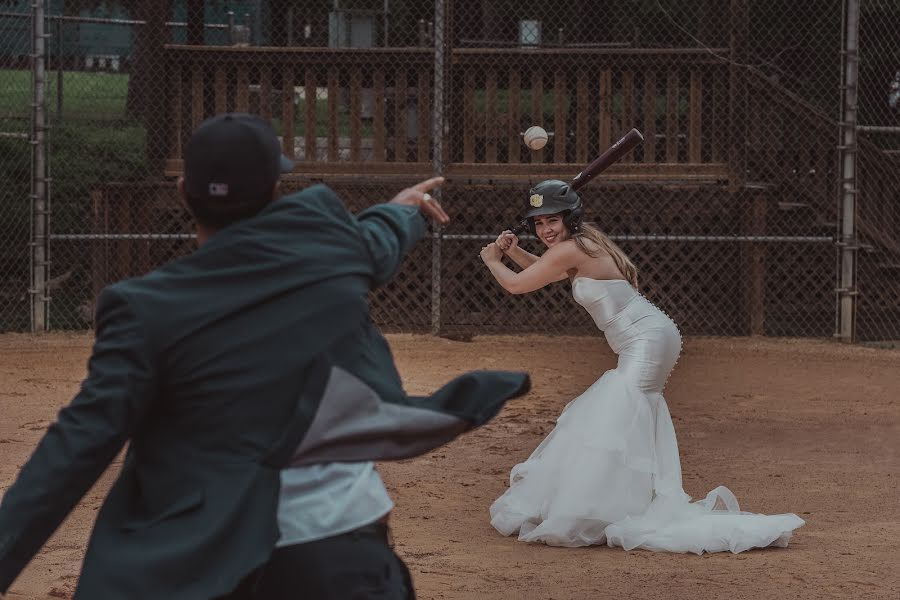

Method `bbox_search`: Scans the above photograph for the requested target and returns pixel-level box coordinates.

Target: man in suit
[0,113,530,599]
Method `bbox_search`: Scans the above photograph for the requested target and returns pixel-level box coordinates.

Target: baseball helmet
[524,179,584,235]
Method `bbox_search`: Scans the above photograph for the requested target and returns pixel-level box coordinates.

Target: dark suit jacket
[0,185,529,599]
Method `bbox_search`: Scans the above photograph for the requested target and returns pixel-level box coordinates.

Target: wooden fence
[161,46,731,184]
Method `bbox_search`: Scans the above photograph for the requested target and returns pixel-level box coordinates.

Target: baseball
[523,126,548,150]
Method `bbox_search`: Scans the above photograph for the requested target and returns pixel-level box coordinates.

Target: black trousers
[218,522,415,600]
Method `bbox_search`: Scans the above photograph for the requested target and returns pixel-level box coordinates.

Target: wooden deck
[161,46,732,184]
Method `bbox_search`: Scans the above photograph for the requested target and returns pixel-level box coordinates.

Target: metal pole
[837,0,859,342]
[0,11,231,29]
[55,15,62,123]
[856,125,900,133]
[287,6,294,45]
[383,0,390,47]
[31,0,49,332]
[254,0,262,45]
[430,0,446,335]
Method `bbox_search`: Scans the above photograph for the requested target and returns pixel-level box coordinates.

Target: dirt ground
[0,333,898,600]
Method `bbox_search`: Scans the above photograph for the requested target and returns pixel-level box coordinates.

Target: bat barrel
[501,129,643,234]
[570,128,644,191]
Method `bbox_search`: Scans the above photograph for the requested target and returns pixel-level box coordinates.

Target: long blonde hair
[571,223,639,287]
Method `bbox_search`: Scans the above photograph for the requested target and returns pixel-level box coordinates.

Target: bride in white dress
[478,180,804,553]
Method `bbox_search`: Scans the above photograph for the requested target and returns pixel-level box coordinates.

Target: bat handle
[508,221,528,236]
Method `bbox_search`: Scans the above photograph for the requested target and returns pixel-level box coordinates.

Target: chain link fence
[0,6,33,331]
[856,0,900,341]
[0,1,897,341]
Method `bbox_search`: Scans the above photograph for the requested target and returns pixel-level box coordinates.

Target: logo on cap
[209,183,229,197]
[529,193,543,207]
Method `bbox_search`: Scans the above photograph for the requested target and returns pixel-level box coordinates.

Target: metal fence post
[837,0,860,343]
[728,0,748,188]
[30,0,50,332]
[430,0,446,335]
[55,15,63,124]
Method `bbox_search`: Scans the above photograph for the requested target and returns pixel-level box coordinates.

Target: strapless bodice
[571,278,641,329]
[571,277,681,390]
[572,277,677,340]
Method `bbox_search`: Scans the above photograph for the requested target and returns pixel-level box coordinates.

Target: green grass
[0,70,147,230]
[0,69,129,121]
[0,119,148,225]
[475,89,566,116]
[473,88,690,120]
[0,69,370,138]
[0,70,148,206]
[271,100,375,139]
[0,116,148,331]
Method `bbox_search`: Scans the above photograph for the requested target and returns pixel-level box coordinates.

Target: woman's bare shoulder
[573,235,609,258]
[538,240,584,268]
[551,239,586,258]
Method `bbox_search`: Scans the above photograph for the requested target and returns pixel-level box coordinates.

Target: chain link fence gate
[0,3,36,331]
[855,0,900,342]
[1,1,897,341]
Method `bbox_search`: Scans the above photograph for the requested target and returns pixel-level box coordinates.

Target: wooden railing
[447,48,729,181]
[162,46,731,183]
[163,46,433,176]
[746,66,900,253]
[744,70,839,208]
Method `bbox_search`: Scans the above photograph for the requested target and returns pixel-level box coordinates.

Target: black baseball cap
[183,113,294,225]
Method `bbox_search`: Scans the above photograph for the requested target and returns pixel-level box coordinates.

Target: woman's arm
[481,241,579,294]
[495,231,538,270]
[504,245,541,270]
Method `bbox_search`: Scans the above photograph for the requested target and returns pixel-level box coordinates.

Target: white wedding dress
[490,277,805,553]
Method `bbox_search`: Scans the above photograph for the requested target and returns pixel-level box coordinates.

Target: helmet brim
[524,205,569,220]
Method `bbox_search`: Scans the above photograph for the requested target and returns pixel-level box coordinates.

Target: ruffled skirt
[489,370,805,553]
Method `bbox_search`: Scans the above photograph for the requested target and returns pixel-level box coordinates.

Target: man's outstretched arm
[354,176,448,287]
[0,287,156,594]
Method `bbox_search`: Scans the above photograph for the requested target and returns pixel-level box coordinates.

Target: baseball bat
[571,128,644,191]
[506,128,644,235]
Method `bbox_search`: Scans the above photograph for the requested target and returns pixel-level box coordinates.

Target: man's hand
[389,176,449,224]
